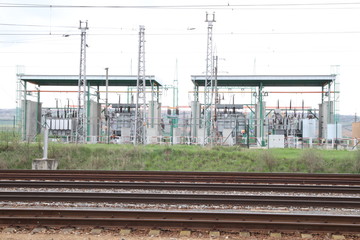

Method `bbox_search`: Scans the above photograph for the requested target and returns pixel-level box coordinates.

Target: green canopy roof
[19,75,161,87]
[191,75,335,87]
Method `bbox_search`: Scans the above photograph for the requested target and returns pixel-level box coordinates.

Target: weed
[298,149,325,173]
[0,142,356,173]
[353,150,360,173]
[260,150,278,172]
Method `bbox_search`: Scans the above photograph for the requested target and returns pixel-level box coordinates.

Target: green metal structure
[191,75,337,146]
[16,74,161,142]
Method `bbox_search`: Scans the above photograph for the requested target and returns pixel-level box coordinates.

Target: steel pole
[105,68,109,144]
[43,123,48,160]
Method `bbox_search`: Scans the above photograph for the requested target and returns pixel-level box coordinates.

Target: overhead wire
[1,2,360,9]
[2,30,360,36]
[0,23,77,28]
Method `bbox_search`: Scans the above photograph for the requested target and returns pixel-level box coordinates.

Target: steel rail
[1,191,360,208]
[0,208,359,233]
[0,180,359,193]
[1,170,360,185]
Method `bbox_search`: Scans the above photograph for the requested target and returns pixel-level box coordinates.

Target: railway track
[1,208,360,233]
[1,170,360,234]
[2,170,360,185]
[1,180,360,193]
[1,191,360,208]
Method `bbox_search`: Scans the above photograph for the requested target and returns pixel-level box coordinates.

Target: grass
[0,142,359,173]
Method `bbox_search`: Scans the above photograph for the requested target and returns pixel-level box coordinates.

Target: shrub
[298,149,325,173]
[259,150,278,172]
[353,150,360,173]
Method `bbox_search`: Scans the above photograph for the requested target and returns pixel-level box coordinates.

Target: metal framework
[76,20,88,143]
[134,25,147,145]
[213,55,219,142]
[192,74,337,145]
[203,12,216,145]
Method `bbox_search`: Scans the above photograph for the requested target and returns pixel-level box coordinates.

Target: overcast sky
[1,0,360,115]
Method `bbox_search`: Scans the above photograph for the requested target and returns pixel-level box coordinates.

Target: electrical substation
[15,15,351,149]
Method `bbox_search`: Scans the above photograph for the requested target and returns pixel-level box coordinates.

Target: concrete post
[43,123,48,160]
[32,122,58,170]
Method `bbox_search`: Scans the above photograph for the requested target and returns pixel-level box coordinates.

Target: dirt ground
[0,234,177,240]
[2,233,359,240]
[0,234,212,240]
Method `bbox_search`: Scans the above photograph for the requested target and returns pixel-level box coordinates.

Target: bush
[298,149,325,173]
[257,150,278,172]
[353,150,360,173]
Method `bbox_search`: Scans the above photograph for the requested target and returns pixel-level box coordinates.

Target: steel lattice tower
[203,12,215,145]
[134,25,147,145]
[76,20,88,143]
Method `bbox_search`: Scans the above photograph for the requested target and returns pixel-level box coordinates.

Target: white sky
[1,0,360,115]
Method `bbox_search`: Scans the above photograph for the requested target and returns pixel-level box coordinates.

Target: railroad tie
[239,232,250,237]
[209,231,220,238]
[270,232,282,238]
[90,228,103,235]
[179,230,191,237]
[31,227,47,234]
[2,227,17,233]
[148,229,160,237]
[332,235,345,240]
[119,229,132,236]
[301,233,313,239]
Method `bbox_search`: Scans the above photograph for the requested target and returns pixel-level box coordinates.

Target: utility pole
[76,20,88,143]
[105,67,110,144]
[213,55,219,143]
[173,59,179,111]
[134,25,147,145]
[203,12,215,145]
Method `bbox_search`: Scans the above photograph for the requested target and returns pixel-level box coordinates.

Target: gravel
[1,187,360,215]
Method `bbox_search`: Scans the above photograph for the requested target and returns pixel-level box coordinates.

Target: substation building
[190,74,341,148]
[16,73,345,148]
[16,74,162,144]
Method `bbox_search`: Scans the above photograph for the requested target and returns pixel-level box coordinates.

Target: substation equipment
[15,73,340,147]
[190,74,340,147]
[13,15,342,147]
[16,74,162,144]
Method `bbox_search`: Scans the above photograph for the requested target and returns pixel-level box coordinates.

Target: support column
[36,86,40,135]
[76,20,89,143]
[23,81,27,141]
[97,85,101,141]
[194,85,199,102]
[191,101,200,143]
[32,123,58,170]
[105,68,109,144]
[258,83,265,146]
[327,82,332,125]
[157,85,160,103]
[87,82,91,142]
[134,25,147,145]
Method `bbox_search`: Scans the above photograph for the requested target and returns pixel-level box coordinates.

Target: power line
[0,23,77,28]
[1,2,360,9]
[2,30,360,36]
[0,23,135,31]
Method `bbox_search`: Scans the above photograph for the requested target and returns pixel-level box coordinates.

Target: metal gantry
[76,20,88,143]
[203,12,216,145]
[134,25,147,145]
